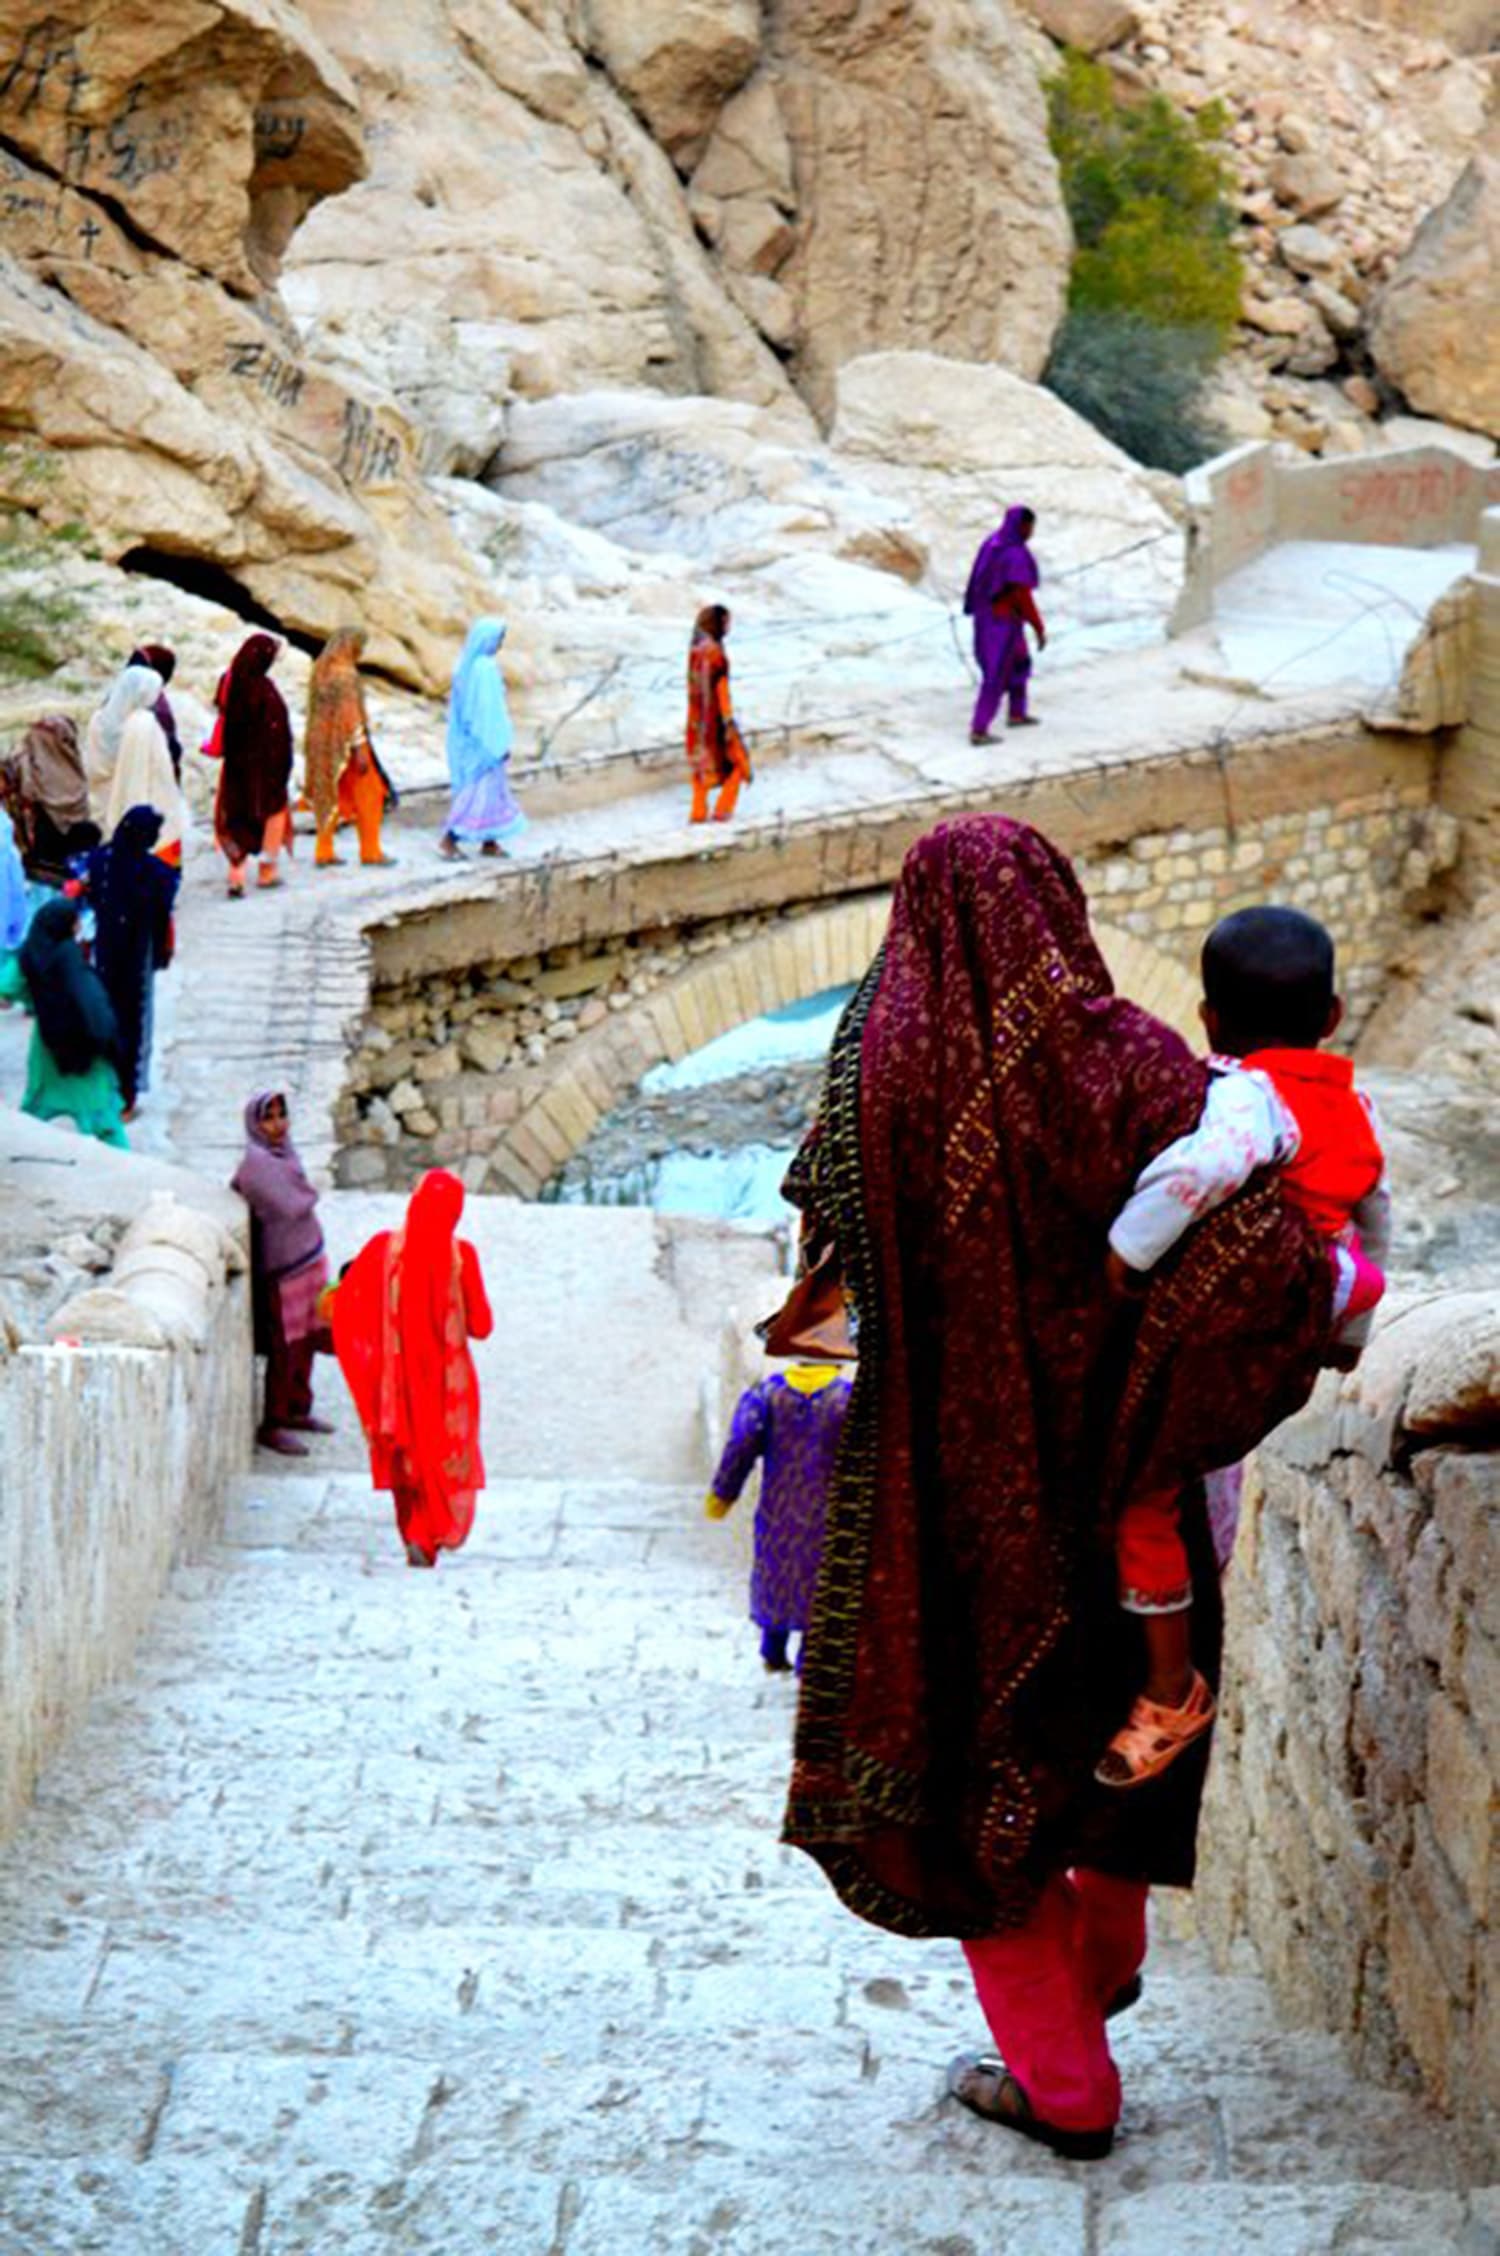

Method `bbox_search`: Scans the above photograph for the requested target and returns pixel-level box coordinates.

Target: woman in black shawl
[213,634,294,898]
[87,804,179,1116]
[0,896,127,1146]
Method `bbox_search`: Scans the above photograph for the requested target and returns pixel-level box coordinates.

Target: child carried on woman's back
[1098,905,1390,1789]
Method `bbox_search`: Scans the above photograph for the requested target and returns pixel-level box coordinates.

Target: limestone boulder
[1370,152,1500,440]
[584,0,759,161]
[0,5,495,689]
[1405,1299,1500,1438]
[1019,0,1140,53]
[828,352,1183,627]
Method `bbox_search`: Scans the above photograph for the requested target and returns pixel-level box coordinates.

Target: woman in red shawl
[780,815,1331,2159]
[334,1169,494,1568]
[685,604,750,824]
[212,633,294,897]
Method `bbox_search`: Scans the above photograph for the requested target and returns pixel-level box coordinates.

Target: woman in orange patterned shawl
[333,1169,493,1566]
[305,626,393,868]
[685,604,750,823]
[781,815,1332,2157]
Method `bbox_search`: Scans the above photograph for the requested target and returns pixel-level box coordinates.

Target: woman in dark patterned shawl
[781,815,1331,2158]
[213,634,294,897]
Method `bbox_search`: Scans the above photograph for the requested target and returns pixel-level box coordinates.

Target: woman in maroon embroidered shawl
[782,815,1330,2158]
[213,633,294,897]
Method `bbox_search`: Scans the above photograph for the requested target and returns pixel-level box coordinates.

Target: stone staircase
[0,1450,1482,2255]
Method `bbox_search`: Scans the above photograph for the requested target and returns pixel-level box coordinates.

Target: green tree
[1043,53,1242,469]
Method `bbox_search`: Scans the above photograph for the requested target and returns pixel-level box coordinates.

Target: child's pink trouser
[962,1867,1148,2131]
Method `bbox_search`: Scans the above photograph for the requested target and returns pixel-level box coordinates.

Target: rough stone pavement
[0,1258,1487,2256]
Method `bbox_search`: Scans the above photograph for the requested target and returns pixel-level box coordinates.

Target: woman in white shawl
[101,668,186,865]
[86,662,157,801]
[438,618,527,861]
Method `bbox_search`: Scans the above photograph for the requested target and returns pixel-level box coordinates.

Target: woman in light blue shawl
[0,808,29,958]
[439,618,527,860]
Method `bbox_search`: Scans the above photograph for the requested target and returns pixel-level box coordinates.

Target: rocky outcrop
[1116,0,1492,456]
[285,0,1070,451]
[1370,151,1500,442]
[583,0,759,162]
[0,1,491,685]
[709,1,1070,418]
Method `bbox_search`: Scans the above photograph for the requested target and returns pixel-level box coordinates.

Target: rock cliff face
[284,0,1070,451]
[0,0,489,686]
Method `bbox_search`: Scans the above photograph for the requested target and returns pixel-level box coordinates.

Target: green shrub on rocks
[1044,52,1240,471]
[0,515,89,681]
[1044,308,1226,476]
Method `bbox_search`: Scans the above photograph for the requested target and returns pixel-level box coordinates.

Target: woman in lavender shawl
[231,1090,332,1457]
[962,506,1046,744]
[439,618,527,860]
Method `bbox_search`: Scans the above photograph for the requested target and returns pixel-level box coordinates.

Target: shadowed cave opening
[119,548,318,656]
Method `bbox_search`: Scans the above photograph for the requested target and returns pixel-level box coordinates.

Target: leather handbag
[756,1247,856,1361]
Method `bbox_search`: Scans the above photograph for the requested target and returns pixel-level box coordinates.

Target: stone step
[0,2157,1480,2255]
[2,1440,1481,2251]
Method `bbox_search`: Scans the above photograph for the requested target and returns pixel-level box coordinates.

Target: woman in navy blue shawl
[88,803,178,1116]
[963,506,1046,744]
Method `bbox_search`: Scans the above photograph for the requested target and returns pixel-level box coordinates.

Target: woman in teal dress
[0,895,128,1148]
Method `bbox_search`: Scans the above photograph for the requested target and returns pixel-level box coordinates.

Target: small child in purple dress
[706,1361,853,1672]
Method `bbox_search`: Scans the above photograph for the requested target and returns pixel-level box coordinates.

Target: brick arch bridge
[485,898,1202,1197]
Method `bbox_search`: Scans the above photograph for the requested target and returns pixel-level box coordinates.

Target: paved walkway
[0,1409,1480,2252]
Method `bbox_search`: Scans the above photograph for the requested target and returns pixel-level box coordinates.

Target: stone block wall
[0,1122,253,1839]
[1075,785,1460,1031]
[1200,1290,1499,2164]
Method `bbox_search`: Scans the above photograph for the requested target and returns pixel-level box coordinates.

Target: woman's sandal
[1095,1670,1216,1789]
[946,2054,1114,2160]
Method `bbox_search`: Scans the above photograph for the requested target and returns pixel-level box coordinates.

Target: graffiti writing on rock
[336,398,404,486]
[0,20,90,116]
[225,339,307,409]
[254,107,307,163]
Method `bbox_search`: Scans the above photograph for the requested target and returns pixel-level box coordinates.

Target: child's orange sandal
[1095,1670,1216,1790]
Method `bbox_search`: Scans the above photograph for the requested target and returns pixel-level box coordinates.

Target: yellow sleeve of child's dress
[704,1490,732,1520]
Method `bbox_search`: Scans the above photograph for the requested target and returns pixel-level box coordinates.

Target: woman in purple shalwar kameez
[707,1362,852,1672]
[963,505,1046,744]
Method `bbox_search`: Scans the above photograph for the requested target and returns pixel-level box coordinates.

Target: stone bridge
[338,717,1463,1197]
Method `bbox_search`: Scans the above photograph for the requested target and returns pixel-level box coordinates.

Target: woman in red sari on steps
[333,1169,493,1568]
[781,815,1333,2160]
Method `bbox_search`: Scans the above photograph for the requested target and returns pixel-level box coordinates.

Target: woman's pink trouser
[962,1868,1148,2132]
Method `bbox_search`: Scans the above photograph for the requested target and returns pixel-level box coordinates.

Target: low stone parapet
[0,1116,252,1839]
[1201,1288,1499,2163]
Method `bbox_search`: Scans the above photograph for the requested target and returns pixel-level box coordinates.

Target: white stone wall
[0,1229,253,1840]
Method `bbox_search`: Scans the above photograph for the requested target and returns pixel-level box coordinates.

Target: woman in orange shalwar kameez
[333,1168,493,1567]
[685,604,751,824]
